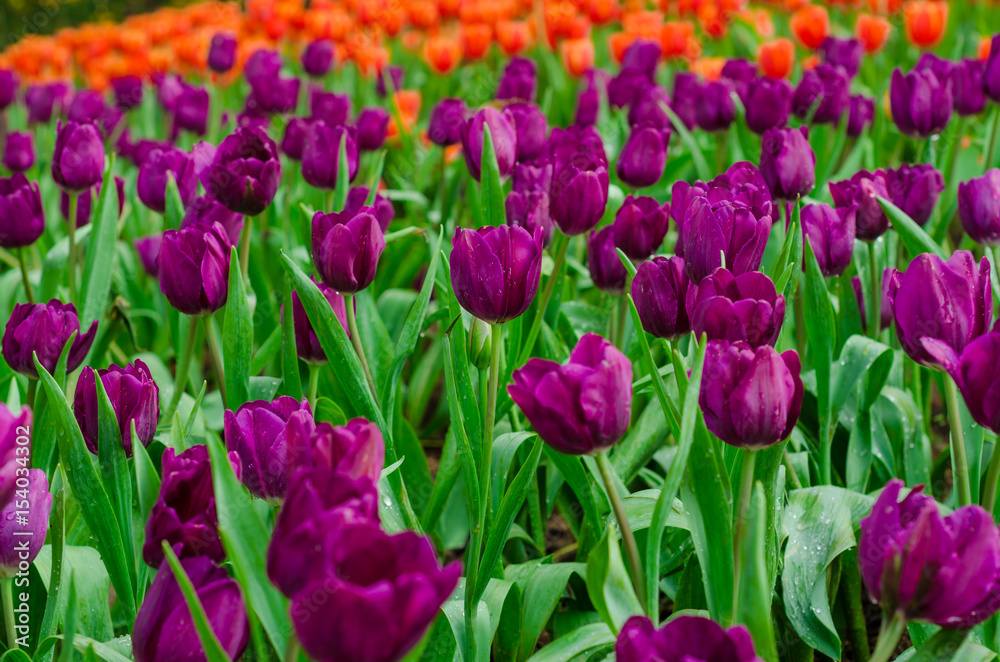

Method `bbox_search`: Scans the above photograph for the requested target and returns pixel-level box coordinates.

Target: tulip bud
[134,235,162,277]
[133,555,249,662]
[138,147,197,214]
[953,58,986,116]
[344,186,394,232]
[830,169,891,241]
[111,75,143,111]
[2,300,97,378]
[959,170,1000,245]
[312,207,385,294]
[51,120,105,192]
[700,340,803,449]
[820,36,864,78]
[509,333,632,456]
[158,223,231,316]
[496,56,538,102]
[428,98,468,146]
[2,131,35,173]
[671,73,700,130]
[847,94,874,137]
[0,174,44,249]
[181,195,244,245]
[760,126,816,200]
[551,159,610,237]
[310,90,352,127]
[792,63,849,125]
[290,278,349,364]
[461,108,517,181]
[575,70,602,127]
[202,127,281,215]
[504,102,548,163]
[687,269,786,348]
[616,615,760,662]
[451,225,544,323]
[74,360,160,457]
[587,226,627,293]
[607,69,651,110]
[885,163,944,227]
[302,122,359,190]
[0,469,51,578]
[355,107,390,151]
[172,83,209,138]
[695,80,736,133]
[25,81,70,125]
[280,117,310,161]
[617,123,670,189]
[720,59,756,106]
[247,75,301,116]
[285,413,385,483]
[0,70,17,110]
[0,405,31,512]
[468,317,493,370]
[613,195,669,260]
[301,39,334,78]
[801,203,856,277]
[506,189,553,246]
[744,77,793,135]
[890,67,952,137]
[208,33,237,74]
[621,40,661,79]
[632,256,691,340]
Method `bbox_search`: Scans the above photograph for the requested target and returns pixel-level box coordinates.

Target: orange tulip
[355,45,390,76]
[802,53,820,71]
[462,23,493,60]
[608,31,636,64]
[868,0,904,14]
[497,20,532,56]
[692,56,726,81]
[439,0,462,18]
[758,38,795,79]
[980,36,993,61]
[696,4,728,40]
[588,0,619,25]
[424,35,462,73]
[854,14,892,54]
[904,1,948,49]
[737,8,774,39]
[561,38,595,77]
[790,5,829,50]
[622,11,663,40]
[408,1,440,30]
[387,89,422,140]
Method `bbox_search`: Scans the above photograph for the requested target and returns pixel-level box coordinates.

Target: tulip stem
[987,107,1000,171]
[869,613,906,662]
[164,318,199,422]
[345,294,379,404]
[18,249,34,303]
[67,191,79,304]
[239,215,253,281]
[519,233,570,364]
[983,435,1000,516]
[203,315,227,409]
[595,451,647,613]
[867,240,881,340]
[307,364,320,408]
[945,376,972,507]
[26,380,36,412]
[1,579,15,649]
[733,449,757,622]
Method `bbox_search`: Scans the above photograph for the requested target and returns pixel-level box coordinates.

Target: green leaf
[545,448,604,544]
[524,623,614,662]
[279,275,303,400]
[586,531,643,634]
[133,429,161,522]
[877,196,946,259]
[162,543,234,662]
[440,334,481,534]
[314,396,347,426]
[816,118,848,193]
[38,225,92,302]
[94,375,135,597]
[36,466,66,662]
[479,123,506,228]
[735,484,778,661]
[505,561,587,661]
[333,132,350,211]
[33,358,136,622]
[662,104,711,181]
[832,335,894,412]
[906,628,991,662]
[164,172,185,231]
[80,153,120,330]
[366,150,387,205]
[206,433,289,655]
[804,237,836,469]
[34,546,113,642]
[223,246,252,408]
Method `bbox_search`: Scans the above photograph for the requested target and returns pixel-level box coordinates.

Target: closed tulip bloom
[289,521,460,662]
[310,90,352,127]
[677,189,773,282]
[247,75,301,116]
[504,102,548,163]
[138,147,196,214]
[549,125,608,172]
[847,94,875,137]
[181,195,244,246]
[720,59,757,107]
[614,195,669,260]
[302,122,359,190]
[244,49,282,83]
[73,360,159,457]
[802,203,857,277]
[745,77,793,135]
[792,63,849,124]
[0,174,44,248]
[820,36,864,78]
[629,82,672,129]
[60,176,125,228]
[0,70,17,110]
[376,66,403,97]
[616,123,670,189]
[575,70,602,127]
[203,127,281,215]
[224,397,312,502]
[671,73,700,130]
[889,251,992,369]
[2,300,97,378]
[687,268,786,348]
[143,444,235,566]
[111,75,143,111]
[952,58,986,116]
[859,479,1000,628]
[172,84,209,138]
[760,126,815,200]
[462,107,518,181]
[986,35,1000,102]
[312,208,385,294]
[616,615,760,662]
[267,470,379,598]
[279,116,309,159]
[0,405,30,512]
[291,278,349,364]
[696,81,736,132]
[2,131,34,172]
[355,107,389,151]
[632,256,691,340]
[134,235,162,277]
[939,332,1000,433]
[451,225,543,323]
[428,98,467,146]
[852,269,899,335]
[551,157,610,236]
[506,189,553,245]
[208,32,237,73]
[51,121,105,192]
[890,68,953,137]
[158,223,231,316]
[885,163,944,227]
[959,170,1000,245]
[830,169,891,240]
[607,68,652,110]
[587,226,627,293]
[621,40,662,80]
[133,555,249,662]
[285,413,385,483]
[66,89,106,124]
[25,81,70,125]
[302,39,334,77]
[700,340,803,449]
[496,56,538,102]
[0,469,51,578]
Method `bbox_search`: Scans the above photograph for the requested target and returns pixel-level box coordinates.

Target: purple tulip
[890,67,953,137]
[138,147,197,214]
[0,469,51,578]
[302,39,335,77]
[549,125,607,172]
[509,333,632,455]
[587,226,627,293]
[744,77,793,135]
[133,555,249,662]
[202,127,281,215]
[60,176,125,228]
[614,195,669,260]
[290,277,349,363]
[889,251,992,370]
[700,339,803,449]
[986,34,1000,102]
[0,174,44,249]
[496,56,538,102]
[760,126,815,200]
[25,81,71,125]
[820,36,864,78]
[428,98,467,146]
[172,83,209,138]
[696,80,736,132]
[134,235,162,277]
[181,195,244,246]
[575,70,603,127]
[504,102,548,163]
[312,207,385,293]
[247,75,301,116]
[687,268,785,348]
[801,203,856,277]
[158,75,185,113]
[462,107,517,181]
[885,163,944,227]
[616,123,670,189]
[916,52,955,87]
[310,89,352,126]
[720,59,757,106]
[671,73,700,130]
[244,49,282,83]
[607,68,652,110]
[285,413,385,483]
[376,65,403,97]
[792,63,849,125]
[451,225,543,323]
[302,122,359,190]
[143,444,236,566]
[830,170,891,241]
[208,32,238,73]
[550,159,610,237]
[51,120,105,192]
[111,75,143,110]
[630,83,673,129]
[73,360,159,457]
[281,117,310,161]
[939,331,1000,433]
[0,70,17,110]
[505,189,553,246]
[616,615,760,662]
[344,186,394,232]
[158,223,231,316]
[287,521,460,662]
[2,131,35,173]
[621,40,662,80]
[859,479,1000,628]
[2,300,97,378]
[355,107,390,151]
[959,169,1000,245]
[513,160,553,192]
[847,94,875,137]
[632,256,691,340]
[953,58,986,116]
[122,135,173,167]
[66,89,106,124]
[0,405,31,513]
[224,397,312,502]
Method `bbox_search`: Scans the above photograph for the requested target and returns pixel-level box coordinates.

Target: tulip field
[5,0,1000,660]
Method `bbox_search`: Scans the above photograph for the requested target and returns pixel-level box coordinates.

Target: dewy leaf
[80,153,120,331]
[804,237,835,474]
[162,544,234,662]
[479,123,506,228]
[586,531,643,635]
[878,196,946,259]
[279,274,303,400]
[662,103,711,181]
[164,172,185,231]
[223,245,252,408]
[95,376,135,594]
[333,132,350,211]
[735,484,778,661]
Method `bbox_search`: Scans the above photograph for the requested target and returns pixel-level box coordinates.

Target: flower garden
[1,0,1000,660]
